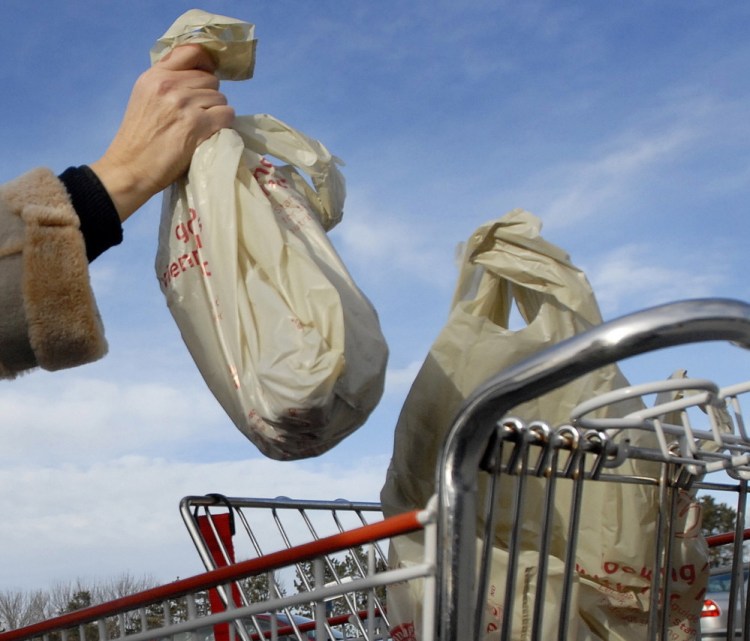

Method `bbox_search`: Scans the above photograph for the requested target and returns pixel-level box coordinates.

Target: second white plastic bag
[380,210,706,640]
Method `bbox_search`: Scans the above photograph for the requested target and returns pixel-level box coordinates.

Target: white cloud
[0,454,389,590]
[0,375,227,465]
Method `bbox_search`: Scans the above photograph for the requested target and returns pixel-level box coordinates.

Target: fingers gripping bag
[380,210,707,640]
[152,10,388,460]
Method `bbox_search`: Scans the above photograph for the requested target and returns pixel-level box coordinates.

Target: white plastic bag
[153,12,388,460]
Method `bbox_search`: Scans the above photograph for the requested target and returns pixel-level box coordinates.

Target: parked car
[701,563,749,639]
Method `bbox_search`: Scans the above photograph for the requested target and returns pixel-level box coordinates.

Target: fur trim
[2,168,107,373]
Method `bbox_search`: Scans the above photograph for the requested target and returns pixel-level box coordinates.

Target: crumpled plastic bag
[153,10,388,460]
[150,8,257,80]
[381,209,706,640]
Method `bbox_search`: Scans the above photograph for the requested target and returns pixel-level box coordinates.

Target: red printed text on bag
[576,560,704,600]
[251,158,314,233]
[252,157,288,196]
[390,623,417,641]
[160,208,211,288]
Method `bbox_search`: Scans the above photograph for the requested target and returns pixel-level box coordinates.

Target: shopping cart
[1,298,750,641]
[177,495,407,640]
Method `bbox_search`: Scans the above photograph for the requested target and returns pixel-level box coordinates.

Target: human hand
[90,45,235,221]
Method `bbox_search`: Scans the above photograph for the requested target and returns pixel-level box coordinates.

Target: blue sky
[0,0,749,590]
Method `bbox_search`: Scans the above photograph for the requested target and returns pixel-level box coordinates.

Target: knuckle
[155,77,180,98]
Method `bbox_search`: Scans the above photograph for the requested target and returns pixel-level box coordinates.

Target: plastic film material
[150,9,257,80]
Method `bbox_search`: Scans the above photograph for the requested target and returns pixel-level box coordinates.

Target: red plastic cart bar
[706,528,750,547]
[0,509,427,641]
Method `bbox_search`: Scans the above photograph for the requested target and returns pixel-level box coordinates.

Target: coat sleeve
[0,168,107,378]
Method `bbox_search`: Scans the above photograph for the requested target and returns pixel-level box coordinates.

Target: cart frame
[436,298,750,640]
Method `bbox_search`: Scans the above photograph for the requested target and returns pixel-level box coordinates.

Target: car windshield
[708,568,749,593]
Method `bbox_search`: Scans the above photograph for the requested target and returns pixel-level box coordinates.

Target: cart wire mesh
[459,377,750,641]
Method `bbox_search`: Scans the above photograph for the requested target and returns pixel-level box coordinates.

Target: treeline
[0,572,292,634]
[0,573,156,632]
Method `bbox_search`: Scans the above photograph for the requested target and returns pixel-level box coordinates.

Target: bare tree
[0,589,48,630]
[0,574,159,633]
[92,573,157,603]
[48,578,92,616]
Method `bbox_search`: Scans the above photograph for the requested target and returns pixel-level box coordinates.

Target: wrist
[89,156,152,222]
[58,166,123,261]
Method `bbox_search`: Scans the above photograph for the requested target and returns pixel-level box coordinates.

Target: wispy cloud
[581,243,727,317]
[331,192,459,290]
[498,81,750,234]
[539,126,696,229]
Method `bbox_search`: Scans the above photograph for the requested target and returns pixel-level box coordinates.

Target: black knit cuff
[58,165,123,262]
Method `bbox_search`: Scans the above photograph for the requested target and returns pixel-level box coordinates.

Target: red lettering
[187,208,201,234]
[604,562,619,574]
[678,563,696,586]
[592,561,699,588]
[390,623,417,641]
[159,250,211,289]
[175,208,203,245]
[251,157,292,197]
[175,221,190,243]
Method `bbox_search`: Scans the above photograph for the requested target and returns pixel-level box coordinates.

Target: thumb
[157,44,217,73]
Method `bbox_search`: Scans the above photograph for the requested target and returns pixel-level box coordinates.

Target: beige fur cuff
[3,168,107,372]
